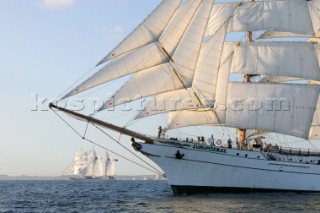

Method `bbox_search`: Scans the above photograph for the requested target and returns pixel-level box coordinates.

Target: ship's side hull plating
[138,141,320,194]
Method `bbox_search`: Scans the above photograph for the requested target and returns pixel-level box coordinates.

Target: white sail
[231,42,320,81]
[105,152,116,178]
[101,0,213,110]
[167,110,221,130]
[309,94,320,140]
[260,0,320,39]
[228,1,313,35]
[92,156,104,177]
[207,3,237,36]
[102,63,185,109]
[192,21,229,103]
[62,160,75,176]
[136,15,229,119]
[98,0,182,64]
[73,150,88,175]
[226,83,320,139]
[63,43,168,99]
[62,0,201,99]
[167,0,213,82]
[84,150,104,178]
[135,88,200,119]
[158,0,202,57]
[308,80,320,140]
[308,0,320,38]
[214,42,235,123]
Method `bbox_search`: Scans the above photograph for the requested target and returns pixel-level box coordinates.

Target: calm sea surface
[1,180,320,213]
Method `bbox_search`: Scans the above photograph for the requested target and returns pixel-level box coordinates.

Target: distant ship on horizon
[63,149,117,180]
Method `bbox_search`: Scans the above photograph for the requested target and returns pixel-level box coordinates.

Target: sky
[0,0,168,177]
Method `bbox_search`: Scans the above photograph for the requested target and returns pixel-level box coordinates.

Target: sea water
[1,180,320,213]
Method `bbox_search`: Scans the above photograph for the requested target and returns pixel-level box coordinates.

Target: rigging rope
[57,65,96,100]
[52,110,164,175]
[83,122,90,139]
[92,124,164,175]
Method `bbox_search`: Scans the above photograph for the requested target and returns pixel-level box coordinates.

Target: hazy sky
[0,0,171,176]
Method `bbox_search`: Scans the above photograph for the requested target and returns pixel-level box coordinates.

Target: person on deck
[158,126,162,138]
[228,138,232,148]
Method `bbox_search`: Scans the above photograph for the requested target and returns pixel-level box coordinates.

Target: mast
[49,103,154,144]
[238,0,255,150]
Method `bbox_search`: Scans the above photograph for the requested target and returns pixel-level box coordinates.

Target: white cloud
[42,0,75,9]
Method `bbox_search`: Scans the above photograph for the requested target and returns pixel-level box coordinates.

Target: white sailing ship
[63,149,88,179]
[83,149,104,179]
[52,0,320,194]
[63,149,104,179]
[105,151,118,180]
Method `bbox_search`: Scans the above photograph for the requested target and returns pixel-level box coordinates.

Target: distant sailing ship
[104,151,118,180]
[83,149,104,179]
[51,0,320,194]
[63,149,116,180]
[63,149,88,180]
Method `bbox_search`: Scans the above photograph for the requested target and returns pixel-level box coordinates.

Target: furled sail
[98,0,183,64]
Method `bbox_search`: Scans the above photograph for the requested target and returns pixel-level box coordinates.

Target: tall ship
[51,0,320,194]
[63,149,88,179]
[104,151,118,180]
[83,149,104,179]
[63,149,105,179]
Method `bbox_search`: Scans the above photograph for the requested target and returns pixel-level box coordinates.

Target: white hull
[105,176,116,180]
[68,175,84,180]
[136,140,320,194]
[83,176,103,180]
